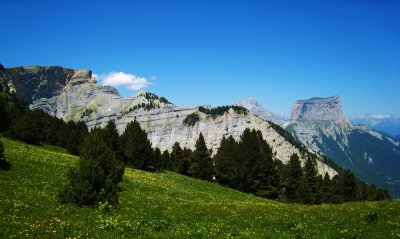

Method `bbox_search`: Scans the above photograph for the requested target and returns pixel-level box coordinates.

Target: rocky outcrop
[291,96,344,121]
[236,98,286,125]
[286,96,400,197]
[0,65,75,103]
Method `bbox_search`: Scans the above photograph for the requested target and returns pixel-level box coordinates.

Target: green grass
[1,138,400,238]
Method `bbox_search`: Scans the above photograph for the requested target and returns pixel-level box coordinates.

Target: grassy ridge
[0,138,399,238]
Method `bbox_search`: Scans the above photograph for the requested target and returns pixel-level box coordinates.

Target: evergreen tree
[59,129,125,206]
[170,142,183,172]
[284,154,303,201]
[214,136,240,188]
[252,132,280,199]
[119,120,153,170]
[189,133,213,181]
[0,138,11,170]
[161,149,171,170]
[152,147,162,171]
[103,120,120,153]
[295,176,313,203]
[303,157,319,203]
[335,170,357,202]
[320,173,334,203]
[178,147,193,176]
[238,128,260,192]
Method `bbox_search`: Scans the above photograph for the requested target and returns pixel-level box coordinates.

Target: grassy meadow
[0,138,399,238]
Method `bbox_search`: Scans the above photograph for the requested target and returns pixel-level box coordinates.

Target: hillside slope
[0,138,399,238]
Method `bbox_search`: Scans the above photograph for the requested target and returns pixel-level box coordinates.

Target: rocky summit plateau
[285,96,400,197]
[0,64,337,177]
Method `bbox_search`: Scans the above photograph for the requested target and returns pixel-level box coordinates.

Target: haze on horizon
[0,0,399,118]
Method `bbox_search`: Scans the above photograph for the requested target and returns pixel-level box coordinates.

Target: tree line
[0,88,391,205]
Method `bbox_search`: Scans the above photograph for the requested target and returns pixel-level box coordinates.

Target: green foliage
[160,149,171,170]
[1,138,399,238]
[189,133,213,181]
[0,138,11,170]
[59,129,125,206]
[284,154,303,201]
[198,105,248,118]
[152,147,162,171]
[183,112,199,126]
[81,108,94,118]
[214,136,241,188]
[119,120,154,170]
[66,121,88,155]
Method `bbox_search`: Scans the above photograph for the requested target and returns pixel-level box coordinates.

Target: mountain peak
[236,98,286,125]
[291,95,345,121]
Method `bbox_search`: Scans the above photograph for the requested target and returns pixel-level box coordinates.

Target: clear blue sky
[1,0,399,117]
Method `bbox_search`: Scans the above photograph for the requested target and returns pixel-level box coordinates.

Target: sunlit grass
[1,138,399,238]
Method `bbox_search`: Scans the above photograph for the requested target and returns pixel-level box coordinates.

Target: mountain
[351,114,400,138]
[0,65,336,177]
[284,96,400,197]
[236,98,287,125]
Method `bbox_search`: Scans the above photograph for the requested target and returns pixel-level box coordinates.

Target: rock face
[0,65,75,103]
[236,98,286,125]
[286,96,400,197]
[291,96,344,121]
[0,65,337,177]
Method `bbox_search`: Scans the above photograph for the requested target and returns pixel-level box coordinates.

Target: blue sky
[1,0,399,117]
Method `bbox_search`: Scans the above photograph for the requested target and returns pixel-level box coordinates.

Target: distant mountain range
[350,114,400,138]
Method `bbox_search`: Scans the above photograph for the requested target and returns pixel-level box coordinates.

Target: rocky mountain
[285,96,400,197]
[236,98,286,125]
[351,114,400,138]
[0,64,337,177]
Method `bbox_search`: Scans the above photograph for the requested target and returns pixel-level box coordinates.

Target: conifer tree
[103,120,120,153]
[214,136,240,188]
[238,129,260,192]
[335,170,357,202]
[152,147,162,171]
[295,176,313,203]
[178,147,193,176]
[284,153,303,201]
[0,138,11,170]
[59,129,125,206]
[189,133,213,181]
[252,132,280,199]
[303,157,319,203]
[119,120,153,170]
[320,172,334,203]
[161,149,171,170]
[170,142,183,172]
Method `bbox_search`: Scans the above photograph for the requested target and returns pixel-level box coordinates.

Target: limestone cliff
[291,96,344,121]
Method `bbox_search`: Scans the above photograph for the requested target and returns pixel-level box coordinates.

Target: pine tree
[189,133,213,181]
[119,120,153,170]
[103,120,120,153]
[335,170,357,202]
[320,172,334,203]
[178,147,193,176]
[214,136,240,188]
[152,147,162,171]
[295,176,313,203]
[170,142,183,172]
[284,154,303,202]
[252,132,280,199]
[238,128,260,192]
[0,138,11,170]
[303,157,319,203]
[161,150,171,170]
[59,129,125,206]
